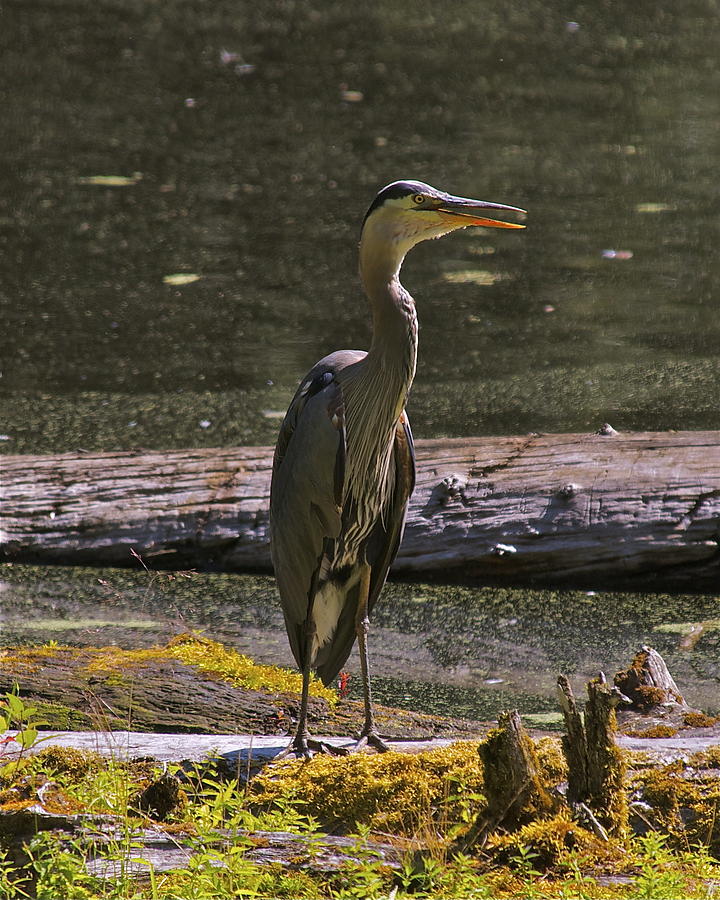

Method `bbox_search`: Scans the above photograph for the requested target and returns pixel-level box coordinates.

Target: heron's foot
[353,727,390,753]
[276,734,350,760]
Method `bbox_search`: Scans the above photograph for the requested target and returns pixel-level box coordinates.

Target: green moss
[683,712,719,728]
[28,700,93,730]
[31,746,106,781]
[487,813,622,871]
[0,634,337,707]
[250,741,484,835]
[624,724,679,739]
[165,634,337,704]
[534,737,568,786]
[689,745,720,769]
[631,761,720,856]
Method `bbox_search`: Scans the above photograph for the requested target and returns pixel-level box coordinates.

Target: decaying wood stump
[453,710,555,853]
[557,674,628,839]
[614,646,688,712]
[3,430,720,588]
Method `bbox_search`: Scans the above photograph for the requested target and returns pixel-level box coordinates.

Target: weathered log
[0,805,403,878]
[2,430,720,588]
[557,674,629,838]
[0,642,479,742]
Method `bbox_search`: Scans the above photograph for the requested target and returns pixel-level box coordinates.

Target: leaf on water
[636,202,675,213]
[77,174,143,187]
[162,273,201,286]
[442,269,506,286]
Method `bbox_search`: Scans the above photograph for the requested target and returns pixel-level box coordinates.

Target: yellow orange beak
[436,193,526,229]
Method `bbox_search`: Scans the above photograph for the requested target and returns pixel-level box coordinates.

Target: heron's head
[361,180,526,260]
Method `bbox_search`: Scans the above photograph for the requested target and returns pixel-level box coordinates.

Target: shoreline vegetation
[0,635,719,898]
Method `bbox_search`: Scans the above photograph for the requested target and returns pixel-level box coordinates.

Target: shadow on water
[2,565,718,723]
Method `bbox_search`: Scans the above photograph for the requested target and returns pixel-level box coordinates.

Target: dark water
[2,1,719,721]
[2,0,719,452]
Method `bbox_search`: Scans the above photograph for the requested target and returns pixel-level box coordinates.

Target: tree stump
[453,710,555,853]
[557,674,629,839]
[614,646,688,712]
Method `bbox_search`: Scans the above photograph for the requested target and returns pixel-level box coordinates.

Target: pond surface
[2,564,719,723]
[2,0,719,451]
[1,1,719,722]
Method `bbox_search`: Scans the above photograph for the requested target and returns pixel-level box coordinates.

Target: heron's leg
[290,663,313,757]
[354,562,390,752]
[278,625,349,759]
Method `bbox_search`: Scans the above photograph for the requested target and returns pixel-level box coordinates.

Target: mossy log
[557,674,629,838]
[0,640,480,743]
[2,430,720,588]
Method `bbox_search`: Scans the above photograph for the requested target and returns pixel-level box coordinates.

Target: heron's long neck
[358,233,418,413]
[335,227,418,514]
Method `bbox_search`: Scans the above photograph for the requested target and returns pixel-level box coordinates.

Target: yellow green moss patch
[164,634,337,704]
[624,724,678,738]
[0,635,336,705]
[631,760,720,856]
[683,712,719,728]
[689,745,720,769]
[486,813,623,871]
[251,741,485,835]
[250,737,570,838]
[0,644,74,675]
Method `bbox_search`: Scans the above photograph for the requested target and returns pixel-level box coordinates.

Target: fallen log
[2,430,720,589]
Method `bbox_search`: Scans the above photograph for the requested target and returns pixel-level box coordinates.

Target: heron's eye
[412,194,425,205]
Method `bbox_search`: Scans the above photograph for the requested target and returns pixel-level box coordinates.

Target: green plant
[555,851,597,900]
[0,684,49,757]
[27,831,95,900]
[0,847,30,899]
[633,832,690,899]
[330,824,388,899]
[509,843,544,900]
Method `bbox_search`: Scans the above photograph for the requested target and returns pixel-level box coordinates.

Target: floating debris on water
[77,174,142,187]
[636,202,675,213]
[602,249,634,260]
[443,269,507,285]
[162,274,201,286]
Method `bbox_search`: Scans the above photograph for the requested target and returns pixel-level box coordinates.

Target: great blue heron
[270,180,525,755]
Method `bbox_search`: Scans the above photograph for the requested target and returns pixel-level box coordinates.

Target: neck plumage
[357,226,419,413]
[336,223,419,512]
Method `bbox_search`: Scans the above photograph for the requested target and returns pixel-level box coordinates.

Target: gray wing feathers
[313,413,416,685]
[270,351,365,669]
[271,386,344,669]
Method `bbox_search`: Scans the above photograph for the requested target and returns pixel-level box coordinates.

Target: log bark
[2,430,720,588]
